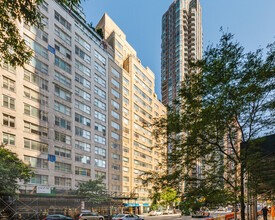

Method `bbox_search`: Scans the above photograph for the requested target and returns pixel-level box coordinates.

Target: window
[134,85,152,103]
[3,133,15,146]
[40,13,48,27]
[123,157,129,163]
[123,117,129,125]
[123,87,129,96]
[54,101,71,115]
[94,50,106,65]
[134,65,152,87]
[110,144,120,151]
[3,76,15,92]
[111,78,120,88]
[112,185,120,191]
[112,174,120,181]
[75,59,91,77]
[134,122,152,137]
[123,107,129,115]
[95,171,106,179]
[134,74,152,94]
[75,140,91,152]
[75,45,91,64]
[111,111,120,119]
[24,138,48,152]
[95,74,106,88]
[24,104,48,121]
[75,100,91,114]
[55,131,71,144]
[123,97,129,105]
[75,34,91,51]
[115,40,123,50]
[94,122,106,134]
[55,41,71,59]
[75,154,91,164]
[134,159,152,169]
[2,95,15,109]
[111,67,120,78]
[24,156,48,169]
[134,94,152,111]
[95,99,106,111]
[75,113,90,127]
[54,11,71,31]
[123,186,129,192]
[55,162,71,173]
[95,87,106,99]
[123,176,129,182]
[111,89,120,99]
[94,135,106,145]
[134,150,152,161]
[123,166,129,172]
[54,71,71,87]
[3,114,15,128]
[134,141,152,153]
[55,146,71,158]
[24,121,48,137]
[75,73,90,89]
[24,69,48,90]
[123,77,129,86]
[134,132,152,145]
[29,175,48,185]
[41,1,48,11]
[55,56,71,73]
[55,85,71,101]
[111,100,120,109]
[123,147,129,153]
[54,25,71,45]
[123,127,129,134]
[154,103,159,109]
[55,177,71,187]
[112,164,120,171]
[111,132,120,140]
[24,86,48,105]
[95,111,106,122]
[75,167,90,176]
[24,24,48,43]
[24,35,48,59]
[111,153,120,160]
[95,147,106,157]
[75,87,91,102]
[115,49,122,59]
[134,104,152,120]
[95,159,106,168]
[94,62,106,76]
[111,121,120,130]
[55,116,71,130]
[29,57,48,74]
[75,127,91,139]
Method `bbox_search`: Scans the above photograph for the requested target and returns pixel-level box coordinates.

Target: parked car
[149,210,162,216]
[191,210,210,218]
[163,209,174,215]
[43,215,73,220]
[78,212,104,220]
[174,209,182,214]
[111,214,144,220]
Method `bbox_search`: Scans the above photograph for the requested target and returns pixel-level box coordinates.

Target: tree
[77,179,108,205]
[0,0,83,67]
[160,187,179,209]
[150,32,275,220]
[96,28,104,39]
[0,145,33,195]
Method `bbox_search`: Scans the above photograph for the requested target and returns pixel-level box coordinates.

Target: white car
[78,212,104,220]
[163,209,174,215]
[149,210,163,216]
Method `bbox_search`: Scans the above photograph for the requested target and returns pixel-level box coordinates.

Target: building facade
[161,0,202,105]
[0,0,123,193]
[97,14,166,213]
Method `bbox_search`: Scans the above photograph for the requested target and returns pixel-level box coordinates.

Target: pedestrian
[262,206,268,220]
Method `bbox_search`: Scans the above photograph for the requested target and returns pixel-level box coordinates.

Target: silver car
[111,214,144,220]
[78,212,104,220]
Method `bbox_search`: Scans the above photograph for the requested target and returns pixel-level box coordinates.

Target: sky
[81,0,275,100]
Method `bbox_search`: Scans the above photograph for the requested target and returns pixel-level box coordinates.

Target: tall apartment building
[0,0,123,193]
[97,14,166,213]
[161,0,203,105]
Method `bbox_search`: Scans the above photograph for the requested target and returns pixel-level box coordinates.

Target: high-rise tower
[161,0,202,105]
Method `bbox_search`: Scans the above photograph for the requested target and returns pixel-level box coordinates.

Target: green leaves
[0,145,33,195]
[77,179,108,205]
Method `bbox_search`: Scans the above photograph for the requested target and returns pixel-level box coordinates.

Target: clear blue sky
[81,0,275,99]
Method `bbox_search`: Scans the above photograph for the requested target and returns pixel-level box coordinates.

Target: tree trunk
[240,164,246,220]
